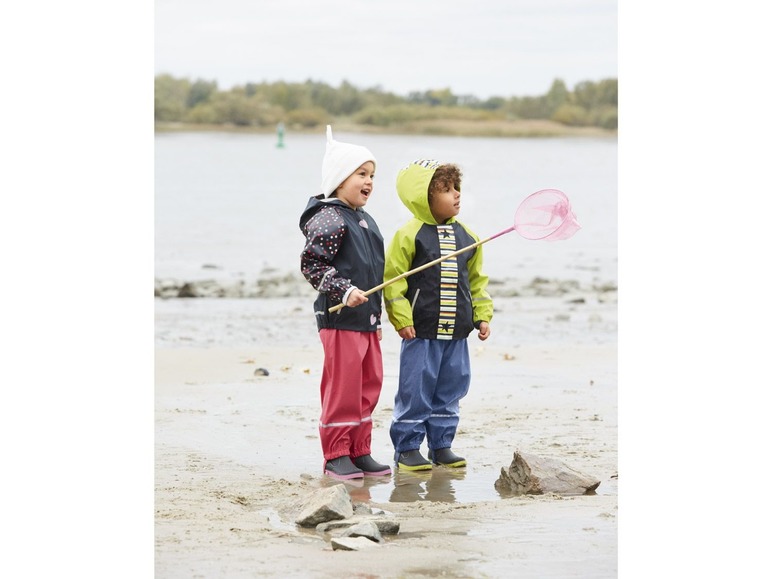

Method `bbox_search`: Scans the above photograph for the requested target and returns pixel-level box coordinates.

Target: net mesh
[513,189,581,240]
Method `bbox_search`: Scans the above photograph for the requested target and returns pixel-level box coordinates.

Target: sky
[154,0,617,98]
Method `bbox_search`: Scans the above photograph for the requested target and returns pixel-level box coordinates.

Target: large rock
[295,484,354,528]
[495,451,600,496]
[331,537,381,551]
[341,521,383,543]
[317,517,400,536]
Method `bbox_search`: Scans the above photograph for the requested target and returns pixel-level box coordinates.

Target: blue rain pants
[390,338,471,457]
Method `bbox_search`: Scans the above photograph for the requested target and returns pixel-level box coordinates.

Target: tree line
[155,75,617,131]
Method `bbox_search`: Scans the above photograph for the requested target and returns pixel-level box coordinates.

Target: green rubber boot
[396,450,433,471]
[428,448,467,468]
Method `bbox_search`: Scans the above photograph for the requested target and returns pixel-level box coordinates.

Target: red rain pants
[318,329,383,461]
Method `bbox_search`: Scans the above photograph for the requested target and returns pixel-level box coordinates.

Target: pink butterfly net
[328,188,580,313]
[513,189,581,241]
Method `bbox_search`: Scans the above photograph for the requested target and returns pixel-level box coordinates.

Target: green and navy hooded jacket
[384,160,493,340]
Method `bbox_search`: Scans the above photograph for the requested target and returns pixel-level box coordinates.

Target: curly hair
[428,164,462,202]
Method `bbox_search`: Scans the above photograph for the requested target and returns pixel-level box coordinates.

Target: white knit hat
[320,125,376,196]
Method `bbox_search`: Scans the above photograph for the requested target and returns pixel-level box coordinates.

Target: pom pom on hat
[320,125,376,197]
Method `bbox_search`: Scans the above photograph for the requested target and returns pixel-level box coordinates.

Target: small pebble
[254,368,270,376]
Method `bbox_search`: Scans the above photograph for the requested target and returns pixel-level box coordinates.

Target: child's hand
[477,322,490,341]
[398,326,416,340]
[345,289,369,308]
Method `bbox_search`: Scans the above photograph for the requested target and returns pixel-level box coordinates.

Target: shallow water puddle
[322,465,615,504]
[259,507,298,532]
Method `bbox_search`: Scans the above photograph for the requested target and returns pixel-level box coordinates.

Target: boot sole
[324,469,364,480]
[397,462,432,471]
[432,459,466,468]
[362,468,392,476]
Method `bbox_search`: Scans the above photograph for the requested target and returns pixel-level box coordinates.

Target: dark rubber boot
[428,448,467,468]
[324,456,364,480]
[396,449,433,471]
[352,454,392,476]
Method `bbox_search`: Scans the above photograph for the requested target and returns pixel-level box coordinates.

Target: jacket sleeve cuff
[342,286,357,306]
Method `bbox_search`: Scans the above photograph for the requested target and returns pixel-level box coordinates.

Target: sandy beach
[155,279,617,577]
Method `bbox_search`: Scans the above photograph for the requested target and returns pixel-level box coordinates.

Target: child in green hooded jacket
[384,159,493,471]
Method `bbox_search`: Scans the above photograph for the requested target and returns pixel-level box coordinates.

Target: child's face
[429,186,461,223]
[335,161,375,209]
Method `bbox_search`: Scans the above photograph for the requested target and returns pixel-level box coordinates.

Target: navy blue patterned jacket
[299,195,384,332]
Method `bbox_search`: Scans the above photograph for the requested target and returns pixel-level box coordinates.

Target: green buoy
[276,122,285,148]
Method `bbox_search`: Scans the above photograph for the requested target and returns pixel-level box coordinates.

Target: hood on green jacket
[396,159,449,225]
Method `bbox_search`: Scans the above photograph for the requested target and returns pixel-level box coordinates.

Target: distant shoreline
[154,272,618,301]
[155,119,616,139]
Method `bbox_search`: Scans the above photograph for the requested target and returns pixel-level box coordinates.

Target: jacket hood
[395,159,443,225]
[299,195,352,230]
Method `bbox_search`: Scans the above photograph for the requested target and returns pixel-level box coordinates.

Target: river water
[155,130,617,285]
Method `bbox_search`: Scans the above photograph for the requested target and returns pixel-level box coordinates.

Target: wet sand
[155,293,617,577]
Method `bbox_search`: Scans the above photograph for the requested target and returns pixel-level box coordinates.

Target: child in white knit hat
[298,126,391,481]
